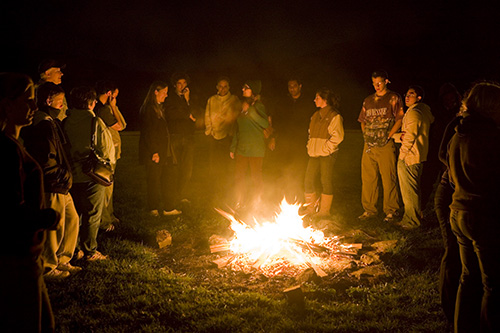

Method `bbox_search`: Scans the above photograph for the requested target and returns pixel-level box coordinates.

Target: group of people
[356,70,500,332]
[2,59,499,332]
[0,60,126,331]
[138,74,346,220]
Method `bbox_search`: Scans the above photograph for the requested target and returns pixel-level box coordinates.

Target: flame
[215,198,353,277]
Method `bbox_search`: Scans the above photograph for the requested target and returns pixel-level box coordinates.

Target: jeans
[435,179,461,324]
[397,160,423,227]
[71,182,106,256]
[450,209,500,333]
[304,152,338,195]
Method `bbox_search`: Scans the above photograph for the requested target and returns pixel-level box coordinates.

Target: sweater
[306,106,344,157]
[231,101,269,157]
[205,93,240,140]
[448,113,500,211]
[399,102,434,165]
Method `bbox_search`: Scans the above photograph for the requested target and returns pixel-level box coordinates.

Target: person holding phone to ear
[164,72,197,207]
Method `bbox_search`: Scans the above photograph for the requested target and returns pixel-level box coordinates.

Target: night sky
[2,0,500,128]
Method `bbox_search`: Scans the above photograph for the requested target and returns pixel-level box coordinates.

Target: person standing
[396,86,434,229]
[447,82,500,332]
[37,59,67,121]
[94,80,126,231]
[358,70,404,222]
[204,77,240,203]
[139,81,181,217]
[0,72,56,333]
[230,80,269,210]
[22,82,81,280]
[301,88,344,219]
[63,86,115,260]
[272,78,315,203]
[164,72,196,203]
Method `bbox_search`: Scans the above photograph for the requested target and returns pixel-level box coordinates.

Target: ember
[213,199,359,277]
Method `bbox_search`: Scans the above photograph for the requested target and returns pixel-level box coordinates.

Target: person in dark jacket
[0,72,57,333]
[447,81,500,332]
[435,115,463,328]
[22,82,81,279]
[164,72,197,204]
[139,81,181,217]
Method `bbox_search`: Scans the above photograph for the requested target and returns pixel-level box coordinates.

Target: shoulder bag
[82,117,114,186]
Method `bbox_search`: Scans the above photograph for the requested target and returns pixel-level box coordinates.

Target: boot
[300,193,317,216]
[313,194,333,219]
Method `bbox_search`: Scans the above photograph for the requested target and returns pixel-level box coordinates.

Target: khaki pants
[361,141,400,215]
[43,192,79,272]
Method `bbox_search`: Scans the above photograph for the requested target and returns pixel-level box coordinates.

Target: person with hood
[447,81,500,332]
[396,85,434,229]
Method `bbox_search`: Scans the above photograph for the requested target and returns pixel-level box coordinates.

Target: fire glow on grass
[215,199,355,277]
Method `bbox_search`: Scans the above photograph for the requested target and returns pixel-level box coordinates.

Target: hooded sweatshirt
[448,113,500,211]
[399,102,435,165]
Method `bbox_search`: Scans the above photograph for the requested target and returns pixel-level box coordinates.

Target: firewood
[212,255,235,268]
[210,243,231,253]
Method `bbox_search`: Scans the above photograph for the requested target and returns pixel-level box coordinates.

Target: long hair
[463,81,500,123]
[316,87,340,111]
[141,81,168,119]
[0,72,34,130]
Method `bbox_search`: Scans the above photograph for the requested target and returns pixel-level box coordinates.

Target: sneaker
[104,224,115,232]
[73,250,84,261]
[162,209,182,216]
[150,209,160,217]
[396,221,418,230]
[358,211,376,220]
[383,213,399,223]
[44,268,70,281]
[58,263,83,274]
[85,251,108,261]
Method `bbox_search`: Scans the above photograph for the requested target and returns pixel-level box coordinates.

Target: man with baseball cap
[37,59,67,120]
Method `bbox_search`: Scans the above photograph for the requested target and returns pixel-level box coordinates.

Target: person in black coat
[139,81,181,217]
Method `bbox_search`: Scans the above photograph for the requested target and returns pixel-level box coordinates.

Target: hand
[189,113,196,122]
[230,152,234,159]
[182,87,190,103]
[109,95,117,108]
[152,153,160,163]
[268,137,276,151]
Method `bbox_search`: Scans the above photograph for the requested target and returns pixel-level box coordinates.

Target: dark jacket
[139,103,175,165]
[447,113,500,211]
[0,132,57,256]
[164,93,194,137]
[22,109,73,194]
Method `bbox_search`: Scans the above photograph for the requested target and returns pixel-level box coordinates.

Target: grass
[47,130,449,332]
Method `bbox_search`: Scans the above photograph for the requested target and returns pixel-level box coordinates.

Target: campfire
[211,199,361,278]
